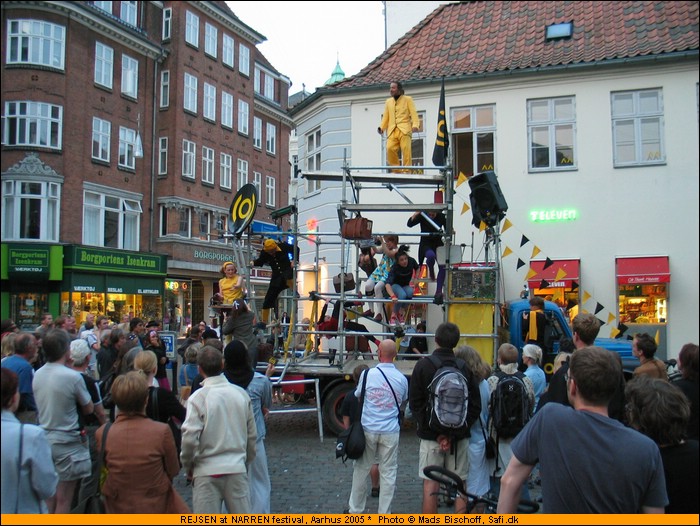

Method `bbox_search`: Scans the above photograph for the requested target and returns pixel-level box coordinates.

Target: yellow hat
[264,239,281,252]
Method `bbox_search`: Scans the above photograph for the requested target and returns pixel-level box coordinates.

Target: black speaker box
[468,170,508,227]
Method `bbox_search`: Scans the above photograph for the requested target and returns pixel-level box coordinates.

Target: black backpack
[426,355,471,441]
[490,371,530,439]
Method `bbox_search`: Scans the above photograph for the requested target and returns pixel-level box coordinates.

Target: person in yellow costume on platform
[218,262,244,304]
[378,81,420,173]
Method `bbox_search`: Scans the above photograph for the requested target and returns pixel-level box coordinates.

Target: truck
[271,297,636,437]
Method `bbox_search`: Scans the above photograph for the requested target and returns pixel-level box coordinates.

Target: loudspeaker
[468,171,508,227]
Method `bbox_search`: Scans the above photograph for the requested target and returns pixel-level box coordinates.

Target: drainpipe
[149,49,166,253]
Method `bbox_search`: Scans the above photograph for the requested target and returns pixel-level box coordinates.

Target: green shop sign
[64,246,167,275]
[2,244,63,280]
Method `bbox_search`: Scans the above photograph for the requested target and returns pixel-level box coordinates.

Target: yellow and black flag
[432,77,449,166]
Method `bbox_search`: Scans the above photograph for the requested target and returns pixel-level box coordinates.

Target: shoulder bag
[71,422,111,514]
[376,367,405,425]
[336,370,368,463]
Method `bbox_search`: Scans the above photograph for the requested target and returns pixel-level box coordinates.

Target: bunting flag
[555,268,567,281]
[610,327,621,338]
[531,246,541,258]
[594,302,604,315]
[596,317,605,327]
[516,258,526,270]
[461,202,470,215]
[571,281,579,291]
[526,268,538,280]
[539,279,550,289]
[520,235,530,247]
[543,257,554,270]
[502,218,513,232]
[654,329,660,345]
[456,172,468,187]
[432,77,449,166]
[502,246,513,258]
[479,221,487,232]
[582,291,592,303]
[607,312,617,325]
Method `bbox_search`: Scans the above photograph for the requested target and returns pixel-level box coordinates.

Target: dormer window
[545,22,573,41]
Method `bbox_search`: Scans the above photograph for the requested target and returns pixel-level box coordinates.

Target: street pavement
[172,397,542,514]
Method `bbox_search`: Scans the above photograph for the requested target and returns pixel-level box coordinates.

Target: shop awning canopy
[528,259,580,289]
[616,256,670,285]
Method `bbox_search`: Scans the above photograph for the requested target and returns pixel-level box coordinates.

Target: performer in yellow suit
[218,261,244,304]
[378,81,420,172]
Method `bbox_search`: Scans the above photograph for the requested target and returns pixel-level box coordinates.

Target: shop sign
[64,246,167,275]
[193,249,232,262]
[69,273,104,293]
[165,280,189,291]
[8,247,49,276]
[107,276,163,295]
[529,209,578,222]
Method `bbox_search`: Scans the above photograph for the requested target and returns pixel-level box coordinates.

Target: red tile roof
[332,1,698,89]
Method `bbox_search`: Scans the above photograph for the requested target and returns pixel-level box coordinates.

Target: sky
[226,1,386,94]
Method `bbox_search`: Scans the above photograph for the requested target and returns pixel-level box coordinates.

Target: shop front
[527,258,580,316]
[1,243,63,331]
[616,255,670,356]
[62,245,168,326]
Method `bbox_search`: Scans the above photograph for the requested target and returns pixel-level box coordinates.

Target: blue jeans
[390,284,413,315]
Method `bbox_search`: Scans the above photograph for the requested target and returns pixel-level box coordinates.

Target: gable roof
[332,0,699,90]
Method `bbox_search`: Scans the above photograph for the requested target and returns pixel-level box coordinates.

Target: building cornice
[189,1,265,46]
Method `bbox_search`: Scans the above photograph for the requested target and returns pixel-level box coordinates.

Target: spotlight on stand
[468,170,508,227]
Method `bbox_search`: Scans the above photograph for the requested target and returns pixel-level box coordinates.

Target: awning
[528,259,580,289]
[616,256,670,285]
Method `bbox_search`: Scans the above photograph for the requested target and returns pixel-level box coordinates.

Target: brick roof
[332,0,699,89]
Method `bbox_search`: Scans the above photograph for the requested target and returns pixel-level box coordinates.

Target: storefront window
[61,291,163,325]
[619,284,668,324]
[11,292,48,332]
[165,279,191,335]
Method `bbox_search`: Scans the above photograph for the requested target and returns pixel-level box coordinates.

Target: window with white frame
[238,100,249,135]
[253,171,262,197]
[239,43,250,76]
[182,140,196,179]
[158,137,168,175]
[162,7,172,40]
[198,211,210,240]
[611,89,665,166]
[264,75,274,101]
[159,70,170,108]
[94,42,113,88]
[119,1,137,26]
[93,1,112,13]
[222,34,234,68]
[203,83,216,121]
[83,186,142,250]
[118,126,137,169]
[2,178,61,241]
[266,123,276,154]
[7,19,65,70]
[202,146,215,184]
[214,213,227,243]
[121,54,138,99]
[178,208,190,237]
[204,22,217,58]
[185,11,199,47]
[3,101,63,149]
[92,117,111,162]
[237,159,248,189]
[221,91,234,129]
[265,176,275,207]
[220,153,232,189]
[527,96,576,171]
[451,104,496,178]
[253,117,262,149]
[254,68,261,94]
[184,73,197,113]
[306,128,322,192]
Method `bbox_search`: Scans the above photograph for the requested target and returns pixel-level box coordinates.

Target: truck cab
[504,299,638,378]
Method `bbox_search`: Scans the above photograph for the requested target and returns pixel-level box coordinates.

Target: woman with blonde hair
[132,351,185,450]
[217,261,245,305]
[96,371,189,513]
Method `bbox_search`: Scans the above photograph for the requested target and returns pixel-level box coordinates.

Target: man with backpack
[409,322,481,513]
[487,343,535,498]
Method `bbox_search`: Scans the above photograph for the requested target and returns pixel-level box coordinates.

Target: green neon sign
[529,209,578,222]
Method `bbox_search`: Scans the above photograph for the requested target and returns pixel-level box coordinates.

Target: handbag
[336,371,368,463]
[341,215,373,240]
[333,272,356,293]
[480,416,496,459]
[71,422,111,514]
[179,365,192,403]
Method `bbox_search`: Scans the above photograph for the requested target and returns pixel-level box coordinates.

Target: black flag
[432,78,449,166]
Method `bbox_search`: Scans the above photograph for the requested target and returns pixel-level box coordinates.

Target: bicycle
[422,464,540,514]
